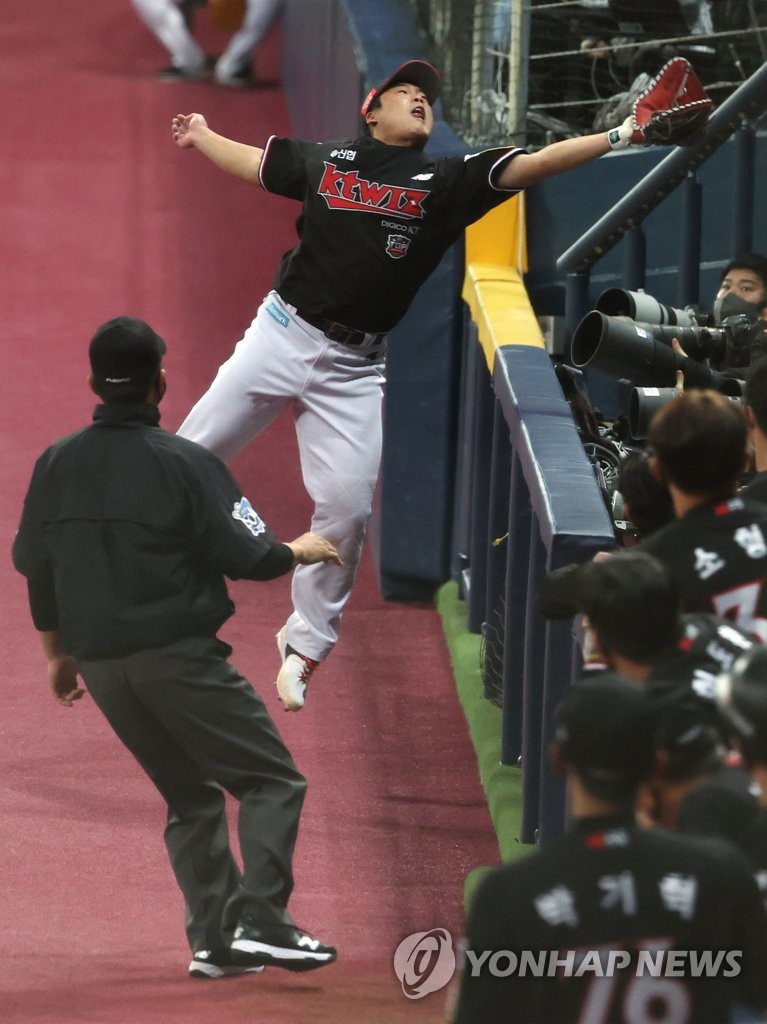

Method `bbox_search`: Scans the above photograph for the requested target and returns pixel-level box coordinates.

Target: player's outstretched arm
[498,56,713,190]
[286,532,343,567]
[496,132,611,190]
[171,113,264,185]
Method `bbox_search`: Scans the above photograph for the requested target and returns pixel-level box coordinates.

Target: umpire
[12,316,339,979]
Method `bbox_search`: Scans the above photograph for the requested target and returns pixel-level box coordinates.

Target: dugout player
[537,550,764,849]
[640,389,767,639]
[539,549,756,697]
[452,677,767,1024]
[542,391,767,639]
[169,59,666,712]
[12,317,340,979]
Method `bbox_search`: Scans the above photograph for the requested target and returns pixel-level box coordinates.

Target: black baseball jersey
[453,813,767,1024]
[640,497,767,642]
[12,403,293,659]
[258,134,521,332]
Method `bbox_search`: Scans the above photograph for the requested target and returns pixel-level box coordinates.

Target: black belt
[295,308,386,349]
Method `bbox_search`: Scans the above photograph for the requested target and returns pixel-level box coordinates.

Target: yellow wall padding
[465,192,528,272]
[462,263,546,372]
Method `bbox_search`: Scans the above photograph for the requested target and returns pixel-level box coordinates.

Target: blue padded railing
[454,322,616,845]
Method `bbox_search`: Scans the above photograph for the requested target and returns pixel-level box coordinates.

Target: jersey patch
[232,497,266,537]
[386,233,411,260]
[266,301,289,327]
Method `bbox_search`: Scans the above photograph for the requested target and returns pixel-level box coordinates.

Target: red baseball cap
[360,59,441,117]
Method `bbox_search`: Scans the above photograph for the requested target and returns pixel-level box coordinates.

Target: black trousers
[79,636,307,953]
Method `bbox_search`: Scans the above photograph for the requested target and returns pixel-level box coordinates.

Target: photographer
[714,253,767,323]
[675,252,767,372]
[571,254,767,407]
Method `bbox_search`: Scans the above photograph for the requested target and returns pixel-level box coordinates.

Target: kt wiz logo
[393,928,456,999]
[318,163,428,218]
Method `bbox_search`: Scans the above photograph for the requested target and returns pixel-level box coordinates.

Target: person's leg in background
[214,0,284,86]
[131,0,208,79]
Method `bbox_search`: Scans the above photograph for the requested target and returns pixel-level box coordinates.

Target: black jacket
[12,403,293,658]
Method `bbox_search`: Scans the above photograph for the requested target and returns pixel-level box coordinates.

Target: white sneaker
[275,628,318,711]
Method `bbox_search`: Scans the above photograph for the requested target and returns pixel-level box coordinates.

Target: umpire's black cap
[554,675,658,798]
[89,316,166,396]
[360,59,441,117]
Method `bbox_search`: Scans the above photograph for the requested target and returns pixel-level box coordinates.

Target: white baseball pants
[177,292,387,662]
[131,0,207,73]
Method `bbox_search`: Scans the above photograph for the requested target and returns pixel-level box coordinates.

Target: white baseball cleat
[275,628,318,711]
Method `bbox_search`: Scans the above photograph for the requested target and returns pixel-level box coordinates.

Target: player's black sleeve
[12,452,60,631]
[436,147,523,230]
[182,444,294,582]
[259,135,312,200]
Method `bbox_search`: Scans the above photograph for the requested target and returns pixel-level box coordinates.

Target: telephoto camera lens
[596,289,696,328]
[569,311,718,388]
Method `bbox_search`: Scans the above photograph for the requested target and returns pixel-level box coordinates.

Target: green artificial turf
[435,581,535,909]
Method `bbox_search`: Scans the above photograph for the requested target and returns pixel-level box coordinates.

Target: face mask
[713,292,761,323]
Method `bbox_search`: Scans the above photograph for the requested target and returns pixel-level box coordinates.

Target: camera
[570,289,757,383]
[569,288,753,380]
[629,383,743,441]
[568,288,752,442]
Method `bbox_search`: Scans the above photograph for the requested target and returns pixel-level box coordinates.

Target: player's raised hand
[287,533,343,567]
[171,113,207,149]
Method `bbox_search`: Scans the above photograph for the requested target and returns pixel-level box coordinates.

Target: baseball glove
[608,57,713,149]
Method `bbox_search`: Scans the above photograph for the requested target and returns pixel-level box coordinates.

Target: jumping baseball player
[170,57,712,711]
